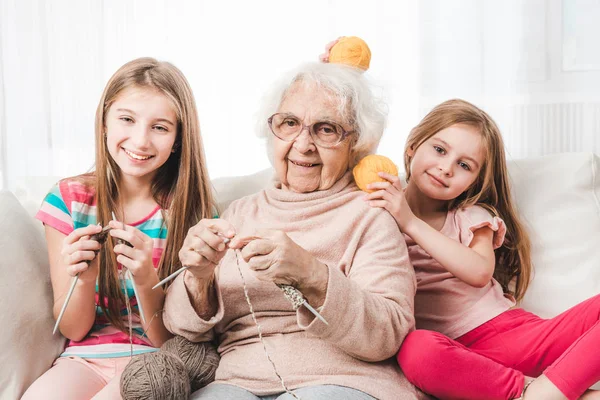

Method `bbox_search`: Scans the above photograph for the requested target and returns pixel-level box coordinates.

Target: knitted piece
[277,284,306,310]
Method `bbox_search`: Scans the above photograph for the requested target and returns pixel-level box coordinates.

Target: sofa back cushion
[0,191,65,400]
[510,152,600,316]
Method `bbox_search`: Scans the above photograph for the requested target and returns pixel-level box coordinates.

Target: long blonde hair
[404,99,531,301]
[86,57,215,331]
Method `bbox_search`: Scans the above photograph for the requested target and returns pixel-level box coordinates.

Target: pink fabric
[407,205,515,339]
[21,356,128,400]
[163,172,425,400]
[36,203,73,235]
[398,295,600,400]
[61,179,94,210]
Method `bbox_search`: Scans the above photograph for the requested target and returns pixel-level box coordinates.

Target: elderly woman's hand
[179,218,236,280]
[230,230,329,306]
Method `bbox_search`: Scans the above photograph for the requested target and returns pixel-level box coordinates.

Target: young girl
[365,99,600,400]
[22,57,216,399]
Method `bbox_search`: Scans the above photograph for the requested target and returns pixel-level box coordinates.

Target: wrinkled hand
[61,224,103,281]
[364,172,416,231]
[229,230,323,291]
[318,36,344,63]
[179,218,236,280]
[108,220,156,287]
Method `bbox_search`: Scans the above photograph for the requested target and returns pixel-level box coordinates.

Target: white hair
[256,62,388,167]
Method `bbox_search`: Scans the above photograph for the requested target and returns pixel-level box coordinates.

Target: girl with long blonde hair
[23,57,216,399]
[366,99,600,400]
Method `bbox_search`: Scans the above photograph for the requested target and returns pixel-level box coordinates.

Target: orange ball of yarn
[329,36,371,71]
[353,155,398,193]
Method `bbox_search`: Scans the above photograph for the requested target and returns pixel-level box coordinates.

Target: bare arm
[404,219,496,287]
[366,172,496,288]
[183,271,218,320]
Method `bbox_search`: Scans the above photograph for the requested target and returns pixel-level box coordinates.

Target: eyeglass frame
[267,113,354,148]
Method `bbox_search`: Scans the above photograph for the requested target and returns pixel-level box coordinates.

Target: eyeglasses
[268,113,353,148]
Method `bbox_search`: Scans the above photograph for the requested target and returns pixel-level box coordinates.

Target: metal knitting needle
[112,212,146,325]
[300,299,328,325]
[126,269,146,324]
[153,237,231,289]
[53,274,79,334]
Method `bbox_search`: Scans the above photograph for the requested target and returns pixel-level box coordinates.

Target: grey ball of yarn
[120,351,190,400]
[161,336,220,392]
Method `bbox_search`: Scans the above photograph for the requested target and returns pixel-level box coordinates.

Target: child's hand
[364,172,416,231]
[108,220,156,287]
[61,224,103,281]
[318,36,343,63]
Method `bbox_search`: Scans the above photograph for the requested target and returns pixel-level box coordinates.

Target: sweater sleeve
[297,210,416,362]
[162,269,225,343]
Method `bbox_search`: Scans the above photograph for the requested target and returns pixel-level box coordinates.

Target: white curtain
[1,0,599,191]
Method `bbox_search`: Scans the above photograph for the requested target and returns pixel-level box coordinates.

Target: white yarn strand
[233,249,301,400]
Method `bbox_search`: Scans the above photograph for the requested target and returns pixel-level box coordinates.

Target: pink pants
[397,294,600,400]
[21,356,130,400]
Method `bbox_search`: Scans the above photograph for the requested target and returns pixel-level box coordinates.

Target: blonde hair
[404,99,532,301]
[84,57,215,331]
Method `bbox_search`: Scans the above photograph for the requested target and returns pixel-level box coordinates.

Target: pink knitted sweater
[163,172,424,399]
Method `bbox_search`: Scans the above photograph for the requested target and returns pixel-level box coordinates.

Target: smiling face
[407,123,486,201]
[273,82,354,193]
[105,86,178,183]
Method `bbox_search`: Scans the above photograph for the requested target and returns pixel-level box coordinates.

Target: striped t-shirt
[35,178,167,359]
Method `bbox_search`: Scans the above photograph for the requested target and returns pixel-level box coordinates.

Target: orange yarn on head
[353,155,398,193]
[329,36,371,71]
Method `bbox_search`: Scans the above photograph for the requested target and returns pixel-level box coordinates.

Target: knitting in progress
[118,247,305,400]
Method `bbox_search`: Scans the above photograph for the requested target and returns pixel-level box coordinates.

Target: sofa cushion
[212,168,274,212]
[0,191,65,400]
[509,153,600,317]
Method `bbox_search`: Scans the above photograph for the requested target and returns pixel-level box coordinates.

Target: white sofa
[1,152,599,399]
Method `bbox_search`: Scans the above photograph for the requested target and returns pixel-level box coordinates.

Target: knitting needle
[152,237,231,289]
[300,299,328,325]
[53,274,79,334]
[112,212,146,325]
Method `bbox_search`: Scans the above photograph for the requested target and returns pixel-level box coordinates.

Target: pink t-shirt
[406,205,516,339]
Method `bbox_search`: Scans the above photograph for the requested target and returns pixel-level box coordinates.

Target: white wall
[1,0,599,191]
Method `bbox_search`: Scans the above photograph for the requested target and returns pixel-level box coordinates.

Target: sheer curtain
[1,0,599,191]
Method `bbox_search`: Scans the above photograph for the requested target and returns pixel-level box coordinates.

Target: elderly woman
[163,63,422,400]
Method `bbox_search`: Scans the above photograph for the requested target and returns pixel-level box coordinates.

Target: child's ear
[406,145,415,157]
